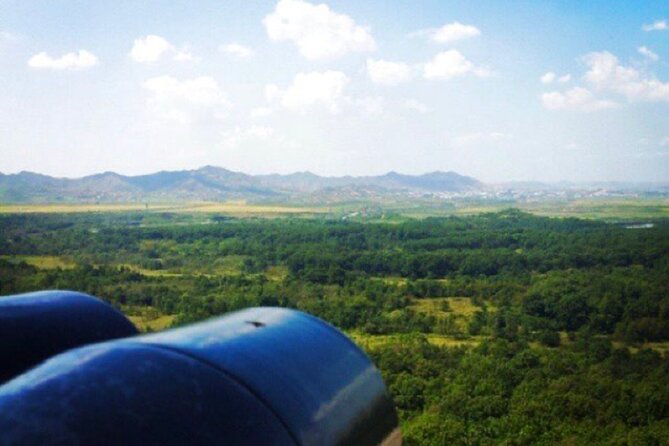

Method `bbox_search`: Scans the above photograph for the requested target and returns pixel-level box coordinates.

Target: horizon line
[1,165,668,185]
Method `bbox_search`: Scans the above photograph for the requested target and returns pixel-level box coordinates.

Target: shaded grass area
[0,254,76,269]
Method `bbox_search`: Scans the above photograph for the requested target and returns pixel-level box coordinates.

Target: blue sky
[1,0,668,182]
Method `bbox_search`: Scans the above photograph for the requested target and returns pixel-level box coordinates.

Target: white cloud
[583,51,669,103]
[366,58,412,86]
[266,70,350,113]
[221,43,254,58]
[539,71,571,85]
[404,99,429,113]
[638,46,659,62]
[541,87,618,112]
[27,50,98,70]
[423,50,489,80]
[250,107,273,118]
[143,76,231,124]
[430,22,481,43]
[541,72,556,84]
[130,35,195,63]
[542,72,571,84]
[660,136,669,147]
[642,20,668,32]
[174,50,196,62]
[131,35,173,63]
[222,125,275,148]
[558,74,572,83]
[263,0,375,60]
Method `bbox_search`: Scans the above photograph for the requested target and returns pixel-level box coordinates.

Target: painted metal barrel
[0,304,400,445]
[0,290,138,384]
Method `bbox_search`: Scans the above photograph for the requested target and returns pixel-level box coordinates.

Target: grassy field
[127,313,176,332]
[1,197,667,221]
[410,297,480,318]
[0,201,326,216]
[348,331,483,349]
[0,255,76,269]
[0,203,181,213]
[410,296,491,332]
[452,198,669,221]
[265,265,289,281]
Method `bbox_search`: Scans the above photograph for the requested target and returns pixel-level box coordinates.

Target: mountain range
[0,166,483,203]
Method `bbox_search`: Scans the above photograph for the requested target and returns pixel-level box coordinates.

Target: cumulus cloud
[28,50,98,70]
[541,72,556,84]
[423,50,489,80]
[638,46,659,62]
[583,51,669,103]
[221,43,254,58]
[430,22,481,43]
[130,35,194,63]
[539,50,669,111]
[541,72,571,84]
[366,58,412,86]
[143,75,231,124]
[263,0,375,60]
[642,20,668,32]
[131,35,172,63]
[266,70,350,113]
[541,87,618,112]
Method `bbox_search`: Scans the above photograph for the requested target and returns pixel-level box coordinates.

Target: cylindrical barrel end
[0,290,138,383]
[0,306,400,445]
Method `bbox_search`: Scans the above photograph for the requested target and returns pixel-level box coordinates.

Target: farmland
[1,196,667,222]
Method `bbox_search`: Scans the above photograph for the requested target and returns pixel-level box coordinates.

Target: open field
[410,297,481,318]
[0,201,326,216]
[452,198,669,221]
[612,340,669,356]
[1,198,667,221]
[348,331,483,349]
[127,313,176,332]
[0,203,181,213]
[0,255,76,269]
[409,297,483,332]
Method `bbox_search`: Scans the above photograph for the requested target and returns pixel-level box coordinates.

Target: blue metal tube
[0,305,400,445]
[0,290,138,383]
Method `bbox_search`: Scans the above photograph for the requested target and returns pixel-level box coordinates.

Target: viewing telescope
[0,291,400,445]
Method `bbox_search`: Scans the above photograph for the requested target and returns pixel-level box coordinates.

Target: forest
[1,209,669,445]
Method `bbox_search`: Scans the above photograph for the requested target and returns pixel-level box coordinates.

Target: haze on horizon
[1,0,668,183]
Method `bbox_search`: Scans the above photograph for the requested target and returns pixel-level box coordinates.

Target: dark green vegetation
[2,210,669,444]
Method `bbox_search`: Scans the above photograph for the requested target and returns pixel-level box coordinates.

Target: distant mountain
[0,167,483,203]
